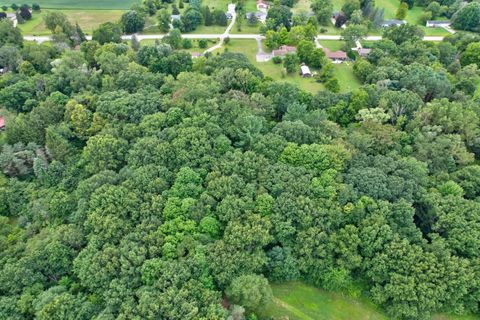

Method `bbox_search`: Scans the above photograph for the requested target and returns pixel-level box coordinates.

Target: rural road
[23,34,446,43]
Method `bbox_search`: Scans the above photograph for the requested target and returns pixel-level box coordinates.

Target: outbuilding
[300,64,312,77]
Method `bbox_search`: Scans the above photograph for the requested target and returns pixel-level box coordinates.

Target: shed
[300,64,312,77]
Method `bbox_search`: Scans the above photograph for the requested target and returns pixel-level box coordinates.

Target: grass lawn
[203,0,230,10]
[258,282,480,320]
[140,38,218,52]
[319,40,346,51]
[186,24,227,34]
[230,21,260,34]
[17,9,124,35]
[243,0,257,12]
[292,0,311,14]
[334,63,361,92]
[0,0,137,9]
[258,282,387,320]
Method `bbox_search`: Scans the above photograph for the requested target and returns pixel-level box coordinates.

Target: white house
[381,19,406,27]
[426,20,450,28]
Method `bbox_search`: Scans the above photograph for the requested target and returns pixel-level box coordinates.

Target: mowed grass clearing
[335,63,361,92]
[0,0,137,9]
[258,282,387,320]
[258,282,480,320]
[17,9,124,35]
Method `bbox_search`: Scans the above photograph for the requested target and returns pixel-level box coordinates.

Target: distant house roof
[6,13,16,19]
[323,48,348,60]
[381,19,406,27]
[191,52,203,58]
[358,48,371,57]
[225,12,233,19]
[246,11,267,20]
[171,15,181,21]
[0,117,5,129]
[426,20,450,27]
[256,0,269,8]
[272,45,296,57]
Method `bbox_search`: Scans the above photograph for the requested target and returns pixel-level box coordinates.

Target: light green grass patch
[230,21,260,34]
[186,24,228,34]
[0,0,137,9]
[202,0,230,10]
[258,282,387,320]
[291,0,311,14]
[17,9,124,35]
[334,63,361,92]
[319,40,346,51]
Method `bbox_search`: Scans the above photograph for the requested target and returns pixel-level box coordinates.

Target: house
[246,11,267,23]
[300,64,312,77]
[426,20,450,28]
[6,13,17,27]
[171,14,181,22]
[191,52,203,58]
[256,0,269,11]
[272,45,296,57]
[225,12,233,19]
[358,48,371,57]
[0,117,5,131]
[381,19,406,27]
[323,48,348,63]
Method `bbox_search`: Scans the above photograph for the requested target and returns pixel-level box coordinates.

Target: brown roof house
[357,48,371,57]
[323,48,348,63]
[272,45,296,57]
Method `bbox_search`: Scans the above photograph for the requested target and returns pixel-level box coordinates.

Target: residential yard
[17,9,124,35]
[334,63,361,92]
[0,0,137,9]
[140,38,219,52]
[202,0,230,10]
[219,39,324,93]
[186,24,228,34]
[319,40,347,51]
[242,0,258,13]
[291,0,311,14]
[230,21,260,34]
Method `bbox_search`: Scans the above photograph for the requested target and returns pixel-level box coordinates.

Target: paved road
[23,34,445,43]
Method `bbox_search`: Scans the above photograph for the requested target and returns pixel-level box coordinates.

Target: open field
[0,0,137,9]
[258,282,480,320]
[16,9,124,35]
[258,282,387,320]
[230,21,260,34]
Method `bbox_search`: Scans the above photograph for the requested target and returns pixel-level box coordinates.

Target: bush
[182,38,192,49]
[198,39,208,48]
[272,56,282,64]
[11,4,18,10]
[32,3,40,11]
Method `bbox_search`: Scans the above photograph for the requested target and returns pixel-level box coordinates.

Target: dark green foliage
[1,21,480,320]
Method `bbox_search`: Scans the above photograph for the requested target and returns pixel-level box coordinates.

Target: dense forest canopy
[1,17,480,320]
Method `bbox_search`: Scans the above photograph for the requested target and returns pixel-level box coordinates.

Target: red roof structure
[323,48,348,60]
[272,45,297,57]
[0,117,5,129]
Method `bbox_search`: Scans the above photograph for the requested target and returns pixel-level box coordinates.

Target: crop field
[0,0,138,9]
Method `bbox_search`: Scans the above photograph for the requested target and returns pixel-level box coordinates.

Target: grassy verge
[230,21,260,34]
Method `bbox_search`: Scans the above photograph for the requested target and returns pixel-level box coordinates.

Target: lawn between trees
[258,282,480,320]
